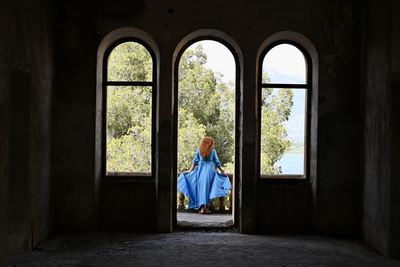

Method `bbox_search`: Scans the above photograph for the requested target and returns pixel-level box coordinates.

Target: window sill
[258,176,310,185]
[103,173,154,182]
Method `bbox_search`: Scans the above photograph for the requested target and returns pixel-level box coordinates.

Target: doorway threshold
[177,211,234,229]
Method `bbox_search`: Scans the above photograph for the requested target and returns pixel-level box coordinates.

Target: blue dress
[177,148,232,209]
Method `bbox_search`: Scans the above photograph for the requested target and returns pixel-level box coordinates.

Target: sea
[276,153,304,175]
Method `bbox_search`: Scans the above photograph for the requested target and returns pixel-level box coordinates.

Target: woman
[177,136,231,214]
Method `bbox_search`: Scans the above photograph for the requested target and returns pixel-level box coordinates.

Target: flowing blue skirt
[177,161,231,209]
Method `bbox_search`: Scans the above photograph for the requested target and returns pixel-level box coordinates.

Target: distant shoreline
[286,141,304,154]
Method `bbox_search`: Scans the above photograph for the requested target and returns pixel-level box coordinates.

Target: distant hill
[287,141,304,154]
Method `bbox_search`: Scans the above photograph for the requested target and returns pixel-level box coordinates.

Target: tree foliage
[105,41,293,175]
[108,42,152,81]
[177,45,234,170]
[106,42,153,173]
[260,88,293,174]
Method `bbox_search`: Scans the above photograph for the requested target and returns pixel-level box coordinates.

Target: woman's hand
[186,163,197,173]
[219,167,228,177]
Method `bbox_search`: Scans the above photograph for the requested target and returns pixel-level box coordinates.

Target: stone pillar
[240,49,257,233]
[0,22,10,263]
[156,45,173,232]
[0,68,9,267]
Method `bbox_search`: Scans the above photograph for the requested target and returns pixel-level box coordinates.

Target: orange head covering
[199,136,214,158]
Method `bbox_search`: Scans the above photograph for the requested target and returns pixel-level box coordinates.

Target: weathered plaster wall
[53,0,360,235]
[256,183,312,233]
[389,0,400,257]
[29,0,54,249]
[53,1,99,231]
[0,83,9,263]
[313,1,360,235]
[0,0,54,257]
[100,179,156,232]
[362,0,400,257]
[0,1,11,263]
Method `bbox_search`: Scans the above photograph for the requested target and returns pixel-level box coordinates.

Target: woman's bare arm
[187,163,196,172]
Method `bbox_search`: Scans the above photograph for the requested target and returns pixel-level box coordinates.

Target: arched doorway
[173,33,241,229]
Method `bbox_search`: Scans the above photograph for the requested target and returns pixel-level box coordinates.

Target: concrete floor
[8,232,400,267]
[177,211,233,227]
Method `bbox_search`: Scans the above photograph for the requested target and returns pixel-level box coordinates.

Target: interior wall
[312,1,360,235]
[0,0,54,256]
[389,0,400,257]
[256,183,312,233]
[362,0,390,253]
[29,0,55,248]
[0,90,8,263]
[0,0,11,262]
[53,1,99,231]
[53,0,361,235]
[100,179,156,232]
[362,0,400,257]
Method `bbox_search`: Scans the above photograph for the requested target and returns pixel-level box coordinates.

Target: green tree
[260,88,294,174]
[107,114,151,173]
[177,108,206,172]
[108,42,152,81]
[106,86,152,173]
[178,45,234,169]
[105,41,293,177]
[106,42,153,173]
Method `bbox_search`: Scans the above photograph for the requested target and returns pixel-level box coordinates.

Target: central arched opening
[175,39,236,228]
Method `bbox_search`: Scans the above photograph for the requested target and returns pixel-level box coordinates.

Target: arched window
[103,39,156,176]
[258,42,311,179]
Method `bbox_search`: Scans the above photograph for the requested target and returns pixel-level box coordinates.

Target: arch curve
[173,29,243,72]
[257,31,318,71]
[97,27,160,88]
